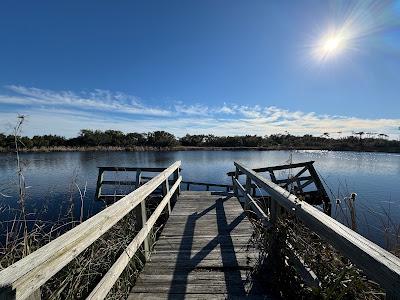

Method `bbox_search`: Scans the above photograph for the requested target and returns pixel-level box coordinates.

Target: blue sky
[0,0,399,138]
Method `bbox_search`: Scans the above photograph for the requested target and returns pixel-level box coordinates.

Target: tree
[147,131,177,147]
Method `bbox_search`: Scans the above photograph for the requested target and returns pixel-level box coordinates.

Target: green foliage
[1,130,399,152]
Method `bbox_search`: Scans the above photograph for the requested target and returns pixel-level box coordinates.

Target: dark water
[0,150,399,247]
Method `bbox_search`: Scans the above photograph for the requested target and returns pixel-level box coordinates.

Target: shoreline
[0,145,399,154]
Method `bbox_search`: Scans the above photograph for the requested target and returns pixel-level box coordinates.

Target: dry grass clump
[42,210,141,299]
[0,198,166,299]
[251,216,384,299]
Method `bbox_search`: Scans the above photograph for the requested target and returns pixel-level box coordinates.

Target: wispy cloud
[1,85,171,117]
[0,85,399,138]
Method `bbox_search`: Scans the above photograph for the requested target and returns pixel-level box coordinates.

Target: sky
[0,0,399,138]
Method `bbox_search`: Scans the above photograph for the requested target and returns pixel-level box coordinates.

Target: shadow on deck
[129,191,273,299]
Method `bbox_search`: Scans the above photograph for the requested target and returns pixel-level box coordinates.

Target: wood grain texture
[130,191,273,299]
[87,177,182,299]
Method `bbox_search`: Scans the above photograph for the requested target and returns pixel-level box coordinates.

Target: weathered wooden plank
[87,177,182,299]
[98,166,168,172]
[130,191,262,299]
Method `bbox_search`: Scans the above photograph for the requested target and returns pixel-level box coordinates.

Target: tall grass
[250,216,384,299]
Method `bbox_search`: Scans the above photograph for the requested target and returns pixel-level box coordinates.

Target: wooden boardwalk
[129,191,271,299]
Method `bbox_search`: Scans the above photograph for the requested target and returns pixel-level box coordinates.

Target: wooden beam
[275,176,313,185]
[227,161,315,177]
[101,180,136,186]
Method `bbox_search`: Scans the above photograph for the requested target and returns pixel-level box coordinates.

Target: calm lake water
[0,150,399,247]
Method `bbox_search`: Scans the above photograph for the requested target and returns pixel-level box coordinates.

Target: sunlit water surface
[0,150,399,247]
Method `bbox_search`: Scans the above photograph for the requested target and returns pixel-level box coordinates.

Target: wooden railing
[0,161,182,300]
[95,166,181,201]
[95,167,231,201]
[232,161,400,298]
[182,181,231,192]
[228,160,331,214]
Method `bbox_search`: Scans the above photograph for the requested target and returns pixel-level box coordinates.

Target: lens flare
[309,0,400,64]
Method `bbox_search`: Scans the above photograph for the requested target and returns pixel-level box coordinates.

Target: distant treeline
[1,129,399,153]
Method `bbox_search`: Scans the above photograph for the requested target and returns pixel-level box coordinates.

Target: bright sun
[323,36,342,53]
[314,30,348,61]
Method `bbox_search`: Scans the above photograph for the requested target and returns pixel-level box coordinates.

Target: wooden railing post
[245,175,251,209]
[173,168,181,195]
[232,167,239,197]
[162,179,171,214]
[95,168,104,200]
[172,169,180,204]
[135,169,142,190]
[134,197,150,261]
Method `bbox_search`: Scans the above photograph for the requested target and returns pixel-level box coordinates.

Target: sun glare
[312,29,349,62]
[323,36,342,53]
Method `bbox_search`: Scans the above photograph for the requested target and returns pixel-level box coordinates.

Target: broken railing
[232,161,400,298]
[0,161,182,300]
[228,160,331,214]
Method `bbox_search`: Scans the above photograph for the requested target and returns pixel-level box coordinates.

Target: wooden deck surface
[129,191,273,300]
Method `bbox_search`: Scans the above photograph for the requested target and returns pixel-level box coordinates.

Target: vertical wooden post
[268,169,277,183]
[186,183,190,190]
[134,197,150,261]
[307,163,331,215]
[162,179,171,214]
[252,186,256,197]
[245,175,251,210]
[95,168,104,200]
[232,168,239,197]
[172,169,180,205]
[135,169,142,190]
[173,168,181,195]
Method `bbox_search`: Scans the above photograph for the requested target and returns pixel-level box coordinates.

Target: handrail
[182,181,232,192]
[233,161,400,297]
[0,161,182,300]
[226,160,315,176]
